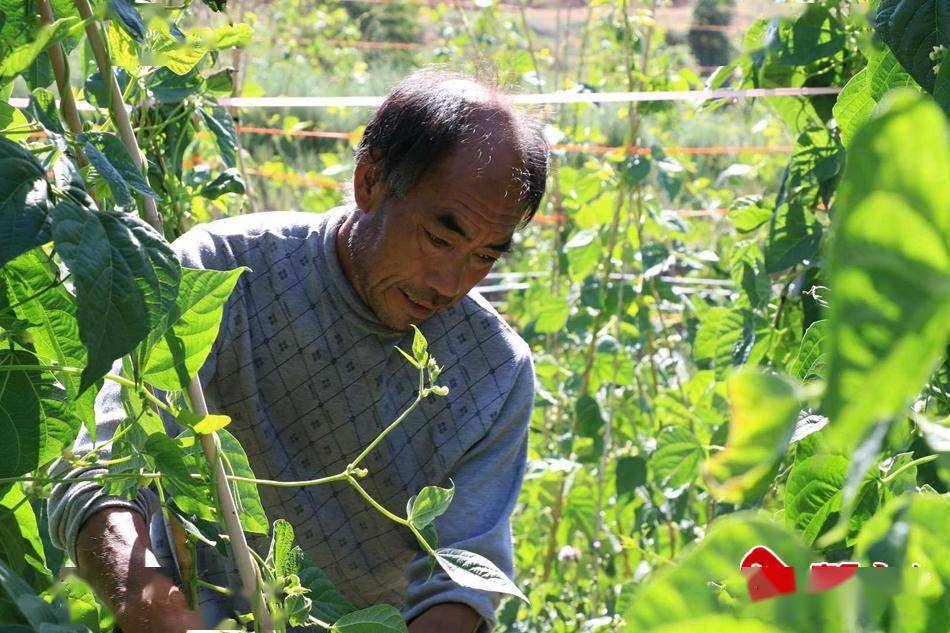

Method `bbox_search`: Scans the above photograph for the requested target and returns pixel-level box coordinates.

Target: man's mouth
[399,288,435,318]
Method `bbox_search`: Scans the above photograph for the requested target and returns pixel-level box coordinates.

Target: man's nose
[426,256,468,301]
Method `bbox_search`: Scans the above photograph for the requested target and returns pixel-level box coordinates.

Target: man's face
[345,137,525,331]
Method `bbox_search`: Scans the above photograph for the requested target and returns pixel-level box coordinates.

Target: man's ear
[353,161,384,213]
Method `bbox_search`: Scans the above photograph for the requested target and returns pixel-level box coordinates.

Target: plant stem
[348,369,425,469]
[194,579,233,596]
[72,0,163,232]
[881,454,937,484]
[36,0,85,161]
[226,472,349,488]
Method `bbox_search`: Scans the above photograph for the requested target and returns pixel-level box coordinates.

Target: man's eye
[425,229,449,248]
[477,254,498,264]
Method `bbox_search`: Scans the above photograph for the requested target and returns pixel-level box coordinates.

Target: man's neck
[335,209,365,305]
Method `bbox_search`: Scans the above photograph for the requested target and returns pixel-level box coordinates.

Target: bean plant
[0,0,524,631]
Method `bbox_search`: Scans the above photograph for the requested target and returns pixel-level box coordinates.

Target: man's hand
[408,602,482,633]
[76,508,203,632]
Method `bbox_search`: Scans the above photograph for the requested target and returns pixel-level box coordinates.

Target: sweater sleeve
[401,350,534,631]
[45,227,230,564]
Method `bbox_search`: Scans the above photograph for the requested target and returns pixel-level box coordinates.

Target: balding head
[354,70,549,227]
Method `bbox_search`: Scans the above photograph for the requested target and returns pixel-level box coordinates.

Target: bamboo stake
[35,0,84,146]
[189,380,274,631]
[72,0,163,233]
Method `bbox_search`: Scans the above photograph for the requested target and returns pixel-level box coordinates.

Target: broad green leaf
[785,454,878,546]
[854,492,950,623]
[563,228,603,280]
[649,616,785,633]
[764,203,822,274]
[616,455,646,500]
[207,23,253,49]
[200,168,245,199]
[728,197,772,233]
[875,0,949,93]
[81,141,133,207]
[789,320,828,382]
[148,67,202,103]
[833,48,916,146]
[194,415,230,434]
[575,394,604,440]
[51,202,181,393]
[823,91,950,451]
[774,6,845,66]
[0,484,49,583]
[108,0,145,42]
[106,21,139,71]
[141,266,244,390]
[82,133,158,200]
[407,483,454,530]
[0,558,62,629]
[693,307,756,377]
[729,241,771,309]
[651,426,705,489]
[269,519,296,578]
[0,18,78,84]
[3,250,97,433]
[26,88,64,136]
[623,514,829,631]
[434,548,527,602]
[298,553,355,623]
[198,106,238,168]
[218,429,268,534]
[145,432,210,512]
[0,137,50,267]
[524,285,569,333]
[331,604,407,633]
[704,371,801,504]
[0,351,47,477]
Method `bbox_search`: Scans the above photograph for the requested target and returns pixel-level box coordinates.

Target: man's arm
[76,508,202,632]
[408,602,482,633]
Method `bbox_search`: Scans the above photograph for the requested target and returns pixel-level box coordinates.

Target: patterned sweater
[46,207,534,630]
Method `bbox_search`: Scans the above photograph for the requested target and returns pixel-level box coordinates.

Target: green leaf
[269,519,296,578]
[875,0,949,93]
[703,370,801,504]
[624,514,822,631]
[728,197,772,232]
[26,88,64,136]
[148,67,202,103]
[82,133,158,200]
[563,228,603,280]
[0,18,78,85]
[774,6,845,66]
[0,137,50,267]
[651,426,705,489]
[575,394,604,440]
[789,320,827,382]
[616,455,646,500]
[833,48,916,146]
[331,604,407,633]
[207,23,253,49]
[141,266,245,390]
[199,168,245,199]
[3,249,97,432]
[823,91,950,452]
[51,202,181,393]
[764,203,822,274]
[145,432,209,505]
[407,483,454,530]
[0,558,66,629]
[524,284,569,333]
[218,429,268,534]
[785,454,849,545]
[854,492,950,617]
[0,484,49,584]
[80,141,133,207]
[434,548,528,602]
[394,345,420,369]
[198,106,238,168]
[693,307,756,378]
[5,349,82,470]
[176,410,231,434]
[298,553,354,623]
[410,324,427,365]
[108,0,146,42]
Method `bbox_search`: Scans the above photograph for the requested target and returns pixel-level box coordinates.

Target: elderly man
[47,70,548,632]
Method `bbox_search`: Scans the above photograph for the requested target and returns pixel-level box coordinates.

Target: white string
[7,86,841,113]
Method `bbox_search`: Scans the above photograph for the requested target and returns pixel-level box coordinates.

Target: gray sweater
[46,207,534,630]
